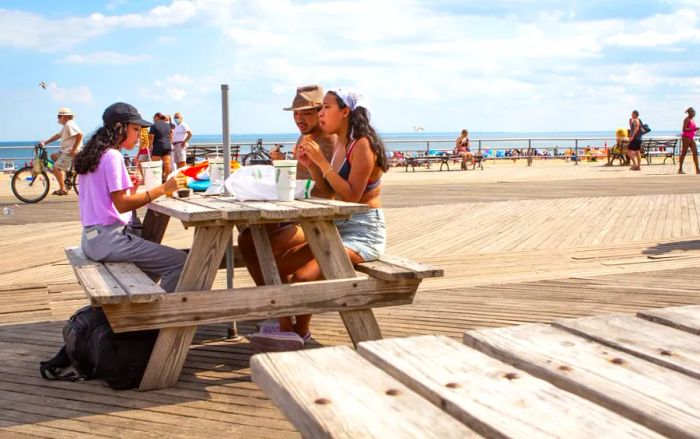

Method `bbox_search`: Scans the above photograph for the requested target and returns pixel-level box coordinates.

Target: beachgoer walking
[679,107,700,174]
[148,112,173,178]
[39,107,83,195]
[246,87,388,352]
[74,102,188,292]
[171,112,192,169]
[238,85,336,291]
[454,129,474,170]
[627,110,643,171]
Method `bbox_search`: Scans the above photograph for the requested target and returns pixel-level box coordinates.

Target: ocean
[0,130,682,169]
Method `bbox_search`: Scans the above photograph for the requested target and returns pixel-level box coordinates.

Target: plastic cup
[141,161,163,190]
[208,156,225,183]
[273,160,297,201]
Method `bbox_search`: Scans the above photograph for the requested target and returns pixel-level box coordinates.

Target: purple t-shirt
[78,148,133,226]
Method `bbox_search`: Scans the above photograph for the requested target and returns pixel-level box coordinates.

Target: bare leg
[679,138,690,173]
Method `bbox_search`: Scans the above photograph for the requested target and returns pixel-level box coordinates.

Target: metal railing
[1,135,690,170]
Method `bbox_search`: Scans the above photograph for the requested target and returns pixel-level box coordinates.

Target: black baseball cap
[102,102,152,127]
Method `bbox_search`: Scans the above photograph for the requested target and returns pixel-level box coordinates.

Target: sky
[2,0,700,140]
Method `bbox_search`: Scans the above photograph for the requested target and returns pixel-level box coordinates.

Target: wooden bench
[641,138,677,165]
[65,245,443,390]
[405,154,483,172]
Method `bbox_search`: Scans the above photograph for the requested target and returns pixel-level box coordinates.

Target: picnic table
[66,193,442,390]
[252,304,700,438]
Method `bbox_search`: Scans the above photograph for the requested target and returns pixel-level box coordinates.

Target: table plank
[638,305,700,335]
[101,277,419,332]
[235,201,302,221]
[251,345,478,439]
[358,335,660,438]
[103,262,166,303]
[464,324,700,438]
[553,314,700,379]
[302,198,369,216]
[147,197,222,222]
[179,196,260,222]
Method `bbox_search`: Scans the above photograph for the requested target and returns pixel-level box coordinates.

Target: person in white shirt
[40,107,83,195]
[171,112,192,168]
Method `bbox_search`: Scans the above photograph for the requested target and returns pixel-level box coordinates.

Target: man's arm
[184,129,193,144]
[41,133,61,146]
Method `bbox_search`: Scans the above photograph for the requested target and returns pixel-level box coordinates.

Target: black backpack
[40,306,158,390]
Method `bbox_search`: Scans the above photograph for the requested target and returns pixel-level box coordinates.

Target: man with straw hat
[39,106,83,195]
[284,84,336,179]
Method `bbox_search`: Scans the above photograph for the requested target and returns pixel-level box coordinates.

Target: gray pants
[81,223,186,293]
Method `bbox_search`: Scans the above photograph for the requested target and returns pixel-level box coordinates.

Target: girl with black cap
[679,107,699,174]
[73,102,188,292]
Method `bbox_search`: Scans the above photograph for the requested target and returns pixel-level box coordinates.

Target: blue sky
[1,0,700,140]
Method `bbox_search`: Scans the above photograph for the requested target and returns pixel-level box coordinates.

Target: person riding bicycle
[39,107,83,196]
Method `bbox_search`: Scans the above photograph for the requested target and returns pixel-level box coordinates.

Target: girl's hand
[164,173,188,195]
[300,137,324,165]
[296,147,313,167]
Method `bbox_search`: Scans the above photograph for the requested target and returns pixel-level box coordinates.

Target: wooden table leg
[250,224,282,285]
[141,209,170,243]
[300,220,382,346]
[139,225,233,390]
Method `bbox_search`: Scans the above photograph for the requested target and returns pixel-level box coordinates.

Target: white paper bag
[224,165,315,201]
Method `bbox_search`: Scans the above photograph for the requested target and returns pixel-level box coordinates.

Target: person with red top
[679,107,699,174]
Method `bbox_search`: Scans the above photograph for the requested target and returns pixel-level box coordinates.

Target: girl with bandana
[247,88,389,352]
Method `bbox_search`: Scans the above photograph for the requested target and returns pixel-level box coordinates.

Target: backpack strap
[39,346,86,382]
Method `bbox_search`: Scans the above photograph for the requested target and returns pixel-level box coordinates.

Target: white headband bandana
[329,87,369,114]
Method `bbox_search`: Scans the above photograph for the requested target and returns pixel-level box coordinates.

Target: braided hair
[330,92,389,172]
[74,123,128,175]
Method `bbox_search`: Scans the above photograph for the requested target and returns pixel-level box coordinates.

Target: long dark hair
[332,92,389,172]
[75,123,127,175]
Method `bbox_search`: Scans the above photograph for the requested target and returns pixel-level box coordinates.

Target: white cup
[141,161,163,190]
[208,156,225,183]
[273,160,297,201]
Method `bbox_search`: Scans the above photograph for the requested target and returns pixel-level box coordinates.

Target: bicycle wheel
[70,172,79,195]
[242,152,270,166]
[11,166,50,203]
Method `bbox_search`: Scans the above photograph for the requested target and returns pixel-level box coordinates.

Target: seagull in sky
[39,81,47,90]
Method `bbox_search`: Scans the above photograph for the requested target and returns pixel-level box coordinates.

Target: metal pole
[527,139,533,166]
[574,139,579,165]
[221,84,239,340]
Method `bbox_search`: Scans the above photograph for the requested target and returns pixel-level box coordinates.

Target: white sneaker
[256,318,281,334]
[247,331,304,353]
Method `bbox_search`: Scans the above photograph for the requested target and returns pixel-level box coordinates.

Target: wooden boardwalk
[2,160,700,437]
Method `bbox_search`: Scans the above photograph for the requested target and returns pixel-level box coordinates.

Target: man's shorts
[628,138,642,151]
[54,152,74,171]
[172,142,187,163]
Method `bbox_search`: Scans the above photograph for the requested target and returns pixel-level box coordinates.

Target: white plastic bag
[224,165,315,201]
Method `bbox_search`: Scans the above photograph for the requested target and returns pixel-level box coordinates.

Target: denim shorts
[335,208,386,262]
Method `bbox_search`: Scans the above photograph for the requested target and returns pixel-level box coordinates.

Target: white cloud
[45,83,93,104]
[56,51,150,64]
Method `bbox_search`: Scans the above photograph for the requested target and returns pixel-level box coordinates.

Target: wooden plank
[358,335,660,438]
[183,196,260,221]
[102,277,420,332]
[274,199,335,217]
[249,224,282,285]
[356,254,444,281]
[251,345,478,439]
[301,197,370,216]
[301,219,383,345]
[64,246,128,304]
[235,201,302,221]
[139,225,233,390]
[104,261,166,303]
[638,305,700,335]
[146,196,222,222]
[553,314,700,379]
[141,208,171,243]
[464,323,700,438]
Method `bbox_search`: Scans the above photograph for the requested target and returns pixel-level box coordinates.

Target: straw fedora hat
[57,107,74,116]
[283,85,324,111]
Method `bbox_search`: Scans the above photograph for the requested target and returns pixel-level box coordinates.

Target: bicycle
[241,138,288,165]
[11,143,79,203]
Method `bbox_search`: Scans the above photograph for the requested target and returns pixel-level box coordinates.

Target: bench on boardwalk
[404,153,483,172]
[252,304,700,438]
[65,245,443,390]
[641,138,677,165]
